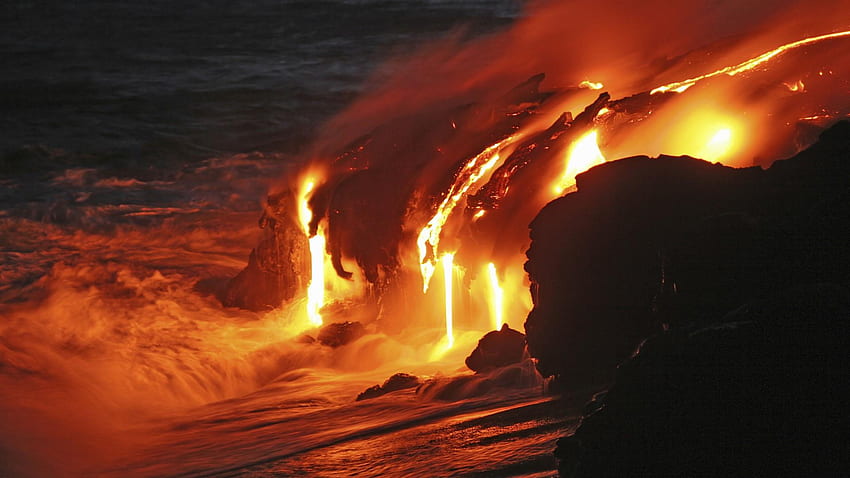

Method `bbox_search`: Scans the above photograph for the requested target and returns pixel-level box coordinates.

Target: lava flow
[4,1,850,476]
[263,20,850,353]
[299,177,326,326]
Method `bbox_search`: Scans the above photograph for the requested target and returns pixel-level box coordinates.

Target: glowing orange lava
[442,253,455,348]
[486,262,504,330]
[651,30,850,94]
[579,80,604,90]
[299,177,325,326]
[417,137,516,292]
[701,128,733,162]
[553,130,606,195]
[784,79,806,92]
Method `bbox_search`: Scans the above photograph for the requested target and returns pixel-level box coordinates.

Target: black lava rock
[524,121,850,385]
[317,321,366,348]
[465,323,527,373]
[356,373,421,401]
[557,284,850,477]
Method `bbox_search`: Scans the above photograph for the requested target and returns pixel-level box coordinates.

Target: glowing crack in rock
[651,30,850,94]
[417,137,516,292]
[553,130,606,195]
[486,262,504,330]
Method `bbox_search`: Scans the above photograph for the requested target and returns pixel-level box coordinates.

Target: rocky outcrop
[556,284,850,477]
[222,191,310,311]
[356,373,421,401]
[464,323,527,373]
[524,120,850,385]
[317,321,366,348]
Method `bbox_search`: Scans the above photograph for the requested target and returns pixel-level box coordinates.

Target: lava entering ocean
[2,0,850,476]
[235,9,850,351]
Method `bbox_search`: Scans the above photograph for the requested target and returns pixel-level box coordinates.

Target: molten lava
[299,177,325,326]
[701,128,734,162]
[651,30,850,94]
[416,136,517,292]
[553,130,605,195]
[442,252,455,348]
[486,262,504,331]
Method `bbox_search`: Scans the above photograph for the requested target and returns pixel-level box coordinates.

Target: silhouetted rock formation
[465,323,527,373]
[525,121,850,476]
[525,120,850,385]
[222,191,310,311]
[356,373,421,401]
[317,321,366,348]
[556,284,850,477]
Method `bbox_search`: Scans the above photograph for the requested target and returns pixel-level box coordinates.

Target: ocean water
[2,0,519,161]
[1,1,577,476]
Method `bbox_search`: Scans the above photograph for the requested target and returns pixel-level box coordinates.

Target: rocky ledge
[523,121,850,474]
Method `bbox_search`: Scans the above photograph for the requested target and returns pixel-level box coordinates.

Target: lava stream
[417,136,517,292]
[651,29,850,94]
[442,253,455,348]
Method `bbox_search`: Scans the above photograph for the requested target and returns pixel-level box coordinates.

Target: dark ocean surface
[2,0,519,163]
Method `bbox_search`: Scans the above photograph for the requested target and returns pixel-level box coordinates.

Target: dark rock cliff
[524,120,850,384]
[524,121,850,475]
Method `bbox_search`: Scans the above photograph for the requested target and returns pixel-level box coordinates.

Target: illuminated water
[0,147,573,475]
[0,3,576,475]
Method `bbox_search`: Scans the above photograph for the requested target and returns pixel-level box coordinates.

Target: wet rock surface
[356,373,421,401]
[317,321,366,348]
[222,191,310,311]
[465,323,527,373]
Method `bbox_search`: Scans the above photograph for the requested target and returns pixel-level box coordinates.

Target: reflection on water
[0,149,570,476]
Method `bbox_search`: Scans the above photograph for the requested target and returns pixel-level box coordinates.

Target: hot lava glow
[417,137,516,292]
[299,177,325,326]
[702,128,734,162]
[553,130,605,195]
[442,253,455,348]
[651,29,850,94]
[486,262,504,330]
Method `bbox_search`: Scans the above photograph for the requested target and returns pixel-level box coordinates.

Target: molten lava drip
[299,177,325,326]
[486,263,504,330]
[416,137,517,292]
[286,27,850,350]
[442,253,455,348]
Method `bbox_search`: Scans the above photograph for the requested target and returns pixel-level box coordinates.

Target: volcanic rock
[524,120,850,385]
[317,321,366,348]
[355,373,421,401]
[222,191,310,311]
[465,323,527,373]
[556,284,850,477]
